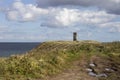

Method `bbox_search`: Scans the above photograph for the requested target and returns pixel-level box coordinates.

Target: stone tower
[73,32,77,41]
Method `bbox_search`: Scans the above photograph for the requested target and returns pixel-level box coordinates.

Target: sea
[0,42,40,57]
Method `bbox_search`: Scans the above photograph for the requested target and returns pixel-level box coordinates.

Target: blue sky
[0,0,120,42]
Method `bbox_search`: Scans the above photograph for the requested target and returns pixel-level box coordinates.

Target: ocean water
[0,42,40,57]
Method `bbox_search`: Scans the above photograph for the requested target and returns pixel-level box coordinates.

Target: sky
[0,0,120,42]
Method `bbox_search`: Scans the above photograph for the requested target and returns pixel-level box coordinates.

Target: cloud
[0,6,6,12]
[100,22,120,32]
[37,0,120,15]
[0,1,120,42]
[2,0,117,27]
[41,8,116,28]
[0,25,9,32]
[6,0,48,21]
[2,0,119,31]
[0,31,46,41]
[4,0,117,29]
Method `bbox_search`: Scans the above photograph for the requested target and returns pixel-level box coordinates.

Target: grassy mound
[0,41,120,80]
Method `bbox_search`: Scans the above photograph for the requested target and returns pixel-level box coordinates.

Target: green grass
[0,41,120,80]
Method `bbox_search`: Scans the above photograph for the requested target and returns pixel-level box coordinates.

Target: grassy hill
[0,41,120,80]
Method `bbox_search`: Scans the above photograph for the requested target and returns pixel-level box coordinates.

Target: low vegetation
[0,41,120,80]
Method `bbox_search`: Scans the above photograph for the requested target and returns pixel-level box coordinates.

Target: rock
[86,68,93,72]
[105,68,114,72]
[88,72,108,78]
[89,63,96,67]
[105,68,110,71]
[88,72,97,77]
[96,74,107,77]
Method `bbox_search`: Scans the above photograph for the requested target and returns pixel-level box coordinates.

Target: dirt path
[41,60,98,80]
[39,54,119,80]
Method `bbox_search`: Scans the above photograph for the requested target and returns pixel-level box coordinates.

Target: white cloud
[7,11,19,20]
[0,33,46,41]
[0,25,9,32]
[37,0,120,15]
[6,0,48,21]
[41,7,116,28]
[55,8,79,26]
[111,0,120,3]
[100,22,120,32]
[3,0,119,33]
[5,0,116,24]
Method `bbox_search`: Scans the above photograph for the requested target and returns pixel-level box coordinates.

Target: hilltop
[0,41,120,80]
